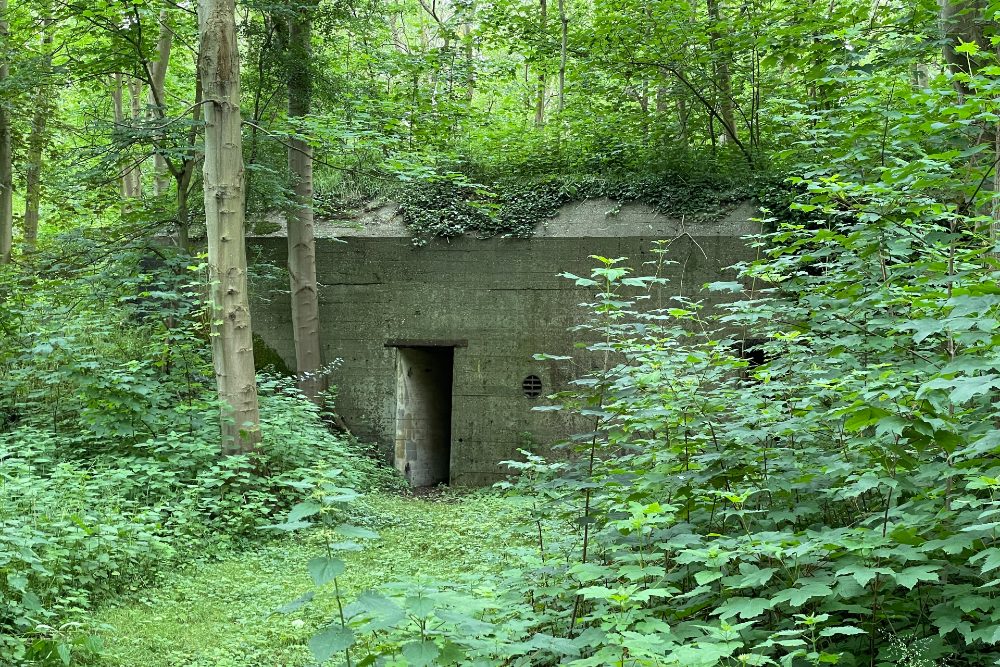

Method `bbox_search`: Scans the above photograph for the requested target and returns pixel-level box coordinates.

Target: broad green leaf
[287,501,322,522]
[405,594,436,617]
[335,524,379,539]
[401,640,440,666]
[308,556,345,587]
[57,643,71,666]
[723,564,776,589]
[893,565,940,589]
[695,570,724,585]
[714,596,775,620]
[772,582,833,607]
[308,625,355,663]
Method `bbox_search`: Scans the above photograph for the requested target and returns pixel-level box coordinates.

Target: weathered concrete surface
[249,199,761,486]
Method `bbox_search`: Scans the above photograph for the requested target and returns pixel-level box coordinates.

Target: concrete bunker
[390,341,460,486]
[248,198,760,485]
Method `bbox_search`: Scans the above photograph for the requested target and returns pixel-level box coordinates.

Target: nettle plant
[272,479,519,667]
[488,188,1000,665]
[441,40,1000,667]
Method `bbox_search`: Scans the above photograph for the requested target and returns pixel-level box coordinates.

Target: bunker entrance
[391,344,456,487]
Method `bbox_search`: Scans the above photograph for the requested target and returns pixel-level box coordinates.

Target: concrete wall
[249,201,759,485]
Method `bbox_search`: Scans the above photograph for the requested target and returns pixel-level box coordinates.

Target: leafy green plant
[0,240,401,664]
[267,471,376,666]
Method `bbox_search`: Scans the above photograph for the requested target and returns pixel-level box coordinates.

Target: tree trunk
[287,0,324,402]
[706,0,737,145]
[677,96,689,146]
[175,72,202,253]
[534,0,547,127]
[112,75,127,201]
[557,0,567,114]
[0,0,12,264]
[23,26,54,252]
[939,0,987,87]
[198,0,262,453]
[125,78,144,197]
[113,74,143,200]
[150,9,174,196]
[464,23,475,102]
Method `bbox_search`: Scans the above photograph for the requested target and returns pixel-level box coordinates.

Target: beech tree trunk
[557,0,567,114]
[149,9,173,196]
[126,79,144,197]
[287,0,324,402]
[23,25,54,251]
[113,74,143,200]
[175,71,202,253]
[706,0,737,145]
[198,0,262,452]
[0,0,12,264]
[534,0,547,127]
[939,0,987,85]
[112,75,127,200]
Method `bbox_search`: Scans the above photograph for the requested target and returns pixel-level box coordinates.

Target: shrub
[0,246,401,665]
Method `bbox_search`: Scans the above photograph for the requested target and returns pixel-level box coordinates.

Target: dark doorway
[392,346,455,486]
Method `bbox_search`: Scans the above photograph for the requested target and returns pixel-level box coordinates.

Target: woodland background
[6,0,1000,666]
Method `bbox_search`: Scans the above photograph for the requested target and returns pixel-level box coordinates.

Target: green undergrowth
[0,249,403,665]
[86,492,521,667]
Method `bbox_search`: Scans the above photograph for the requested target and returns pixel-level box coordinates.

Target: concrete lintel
[385,339,469,348]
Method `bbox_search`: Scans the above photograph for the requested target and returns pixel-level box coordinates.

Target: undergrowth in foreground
[249,60,1000,666]
[88,492,519,667]
[0,248,401,666]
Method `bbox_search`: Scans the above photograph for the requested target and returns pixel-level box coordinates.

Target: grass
[87,491,525,667]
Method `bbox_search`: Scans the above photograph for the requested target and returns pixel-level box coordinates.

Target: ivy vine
[396,167,768,246]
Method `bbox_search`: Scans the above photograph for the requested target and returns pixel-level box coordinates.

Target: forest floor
[88,491,522,667]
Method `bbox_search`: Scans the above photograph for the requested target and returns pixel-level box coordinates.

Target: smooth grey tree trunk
[939,0,987,87]
[112,75,127,200]
[174,72,202,253]
[149,9,173,197]
[534,0,547,127]
[706,0,737,145]
[287,1,324,402]
[198,0,262,452]
[127,79,144,197]
[112,74,143,201]
[0,0,12,264]
[23,25,54,251]
[557,0,567,114]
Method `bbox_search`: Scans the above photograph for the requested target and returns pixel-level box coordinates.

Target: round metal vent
[522,375,542,398]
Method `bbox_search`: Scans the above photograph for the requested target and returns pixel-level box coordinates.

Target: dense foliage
[0,246,399,665]
[241,5,1000,666]
[6,0,1000,664]
[1,0,940,248]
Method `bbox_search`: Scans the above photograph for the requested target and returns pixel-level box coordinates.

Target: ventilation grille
[522,375,543,398]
